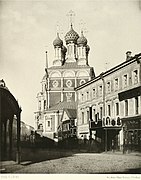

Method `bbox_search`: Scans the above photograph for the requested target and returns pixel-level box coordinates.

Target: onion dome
[62,45,67,53]
[65,24,79,44]
[86,45,90,52]
[77,31,87,46]
[53,33,63,47]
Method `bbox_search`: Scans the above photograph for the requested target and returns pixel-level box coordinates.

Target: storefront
[122,116,141,152]
[119,86,141,153]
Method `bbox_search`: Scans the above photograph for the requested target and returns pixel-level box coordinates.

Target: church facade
[34,23,95,140]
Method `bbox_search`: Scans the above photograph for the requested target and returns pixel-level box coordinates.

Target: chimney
[126,51,132,61]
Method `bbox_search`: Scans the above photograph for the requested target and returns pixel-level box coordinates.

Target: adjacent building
[75,52,141,152]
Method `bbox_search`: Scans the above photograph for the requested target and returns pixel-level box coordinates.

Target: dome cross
[67,10,75,27]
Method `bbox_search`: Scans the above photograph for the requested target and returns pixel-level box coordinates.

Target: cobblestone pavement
[1,152,141,174]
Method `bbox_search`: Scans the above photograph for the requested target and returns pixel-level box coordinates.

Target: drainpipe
[100,72,107,152]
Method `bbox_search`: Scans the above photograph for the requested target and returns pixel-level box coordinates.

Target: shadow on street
[20,148,76,165]
[101,167,141,174]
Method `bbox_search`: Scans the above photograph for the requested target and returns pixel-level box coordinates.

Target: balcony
[102,116,122,128]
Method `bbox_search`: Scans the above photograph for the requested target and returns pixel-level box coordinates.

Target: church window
[78,47,81,56]
[82,47,84,56]
[44,100,46,110]
[82,112,84,124]
[87,110,89,122]
[38,100,41,111]
[38,124,43,131]
[68,45,72,55]
[57,48,59,57]
[47,121,51,127]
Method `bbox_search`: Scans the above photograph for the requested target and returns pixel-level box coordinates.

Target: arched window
[38,124,43,131]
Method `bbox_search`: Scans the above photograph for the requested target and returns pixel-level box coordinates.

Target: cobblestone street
[1,152,141,174]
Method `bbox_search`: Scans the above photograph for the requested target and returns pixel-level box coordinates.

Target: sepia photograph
[0,0,141,178]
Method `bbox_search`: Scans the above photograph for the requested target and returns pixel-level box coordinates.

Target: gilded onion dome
[77,31,87,46]
[65,24,79,44]
[53,33,63,47]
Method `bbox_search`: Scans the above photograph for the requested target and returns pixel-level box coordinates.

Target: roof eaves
[75,53,141,91]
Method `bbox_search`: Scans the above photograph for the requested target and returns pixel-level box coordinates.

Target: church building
[34,21,95,140]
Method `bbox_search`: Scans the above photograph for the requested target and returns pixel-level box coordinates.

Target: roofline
[0,85,21,112]
[48,65,91,70]
[75,53,141,91]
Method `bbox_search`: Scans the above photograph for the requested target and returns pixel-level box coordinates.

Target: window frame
[114,78,119,91]
[107,81,111,93]
[125,100,128,116]
[135,97,139,114]
[115,102,119,116]
[133,69,138,85]
[123,74,128,88]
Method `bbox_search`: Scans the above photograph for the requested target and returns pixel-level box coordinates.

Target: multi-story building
[34,23,95,140]
[76,52,141,152]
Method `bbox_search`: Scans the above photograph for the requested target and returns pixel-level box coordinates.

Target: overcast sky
[0,0,141,127]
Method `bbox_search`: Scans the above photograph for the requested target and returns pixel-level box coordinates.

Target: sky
[0,0,141,127]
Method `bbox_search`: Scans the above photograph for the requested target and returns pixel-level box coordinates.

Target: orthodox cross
[79,19,88,35]
[56,22,64,38]
[45,46,48,69]
[67,10,75,27]
[56,22,60,33]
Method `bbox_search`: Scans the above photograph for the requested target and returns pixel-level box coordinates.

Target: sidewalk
[102,151,141,156]
[0,161,23,173]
